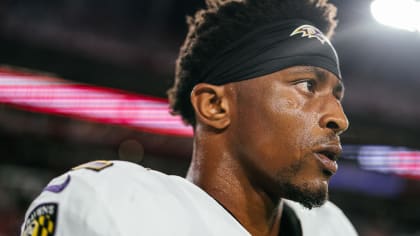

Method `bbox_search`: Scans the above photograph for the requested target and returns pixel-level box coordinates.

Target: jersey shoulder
[21,160,175,236]
[44,160,169,196]
[21,160,251,236]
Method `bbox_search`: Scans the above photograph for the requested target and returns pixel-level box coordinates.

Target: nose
[319,99,349,135]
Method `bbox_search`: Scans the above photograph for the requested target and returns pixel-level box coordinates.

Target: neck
[187,133,283,236]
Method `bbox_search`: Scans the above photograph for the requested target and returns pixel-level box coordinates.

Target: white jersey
[21,160,358,236]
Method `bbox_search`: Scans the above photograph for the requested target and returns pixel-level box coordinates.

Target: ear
[190,83,231,130]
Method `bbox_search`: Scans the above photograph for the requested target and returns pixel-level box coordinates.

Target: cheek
[269,96,318,152]
[236,93,318,173]
[233,80,324,178]
[268,106,322,179]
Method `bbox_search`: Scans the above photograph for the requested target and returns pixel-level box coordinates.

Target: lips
[314,144,342,175]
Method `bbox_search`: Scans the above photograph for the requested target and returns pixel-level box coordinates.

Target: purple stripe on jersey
[44,175,71,193]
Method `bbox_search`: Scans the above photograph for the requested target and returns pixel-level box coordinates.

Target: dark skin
[188,66,348,236]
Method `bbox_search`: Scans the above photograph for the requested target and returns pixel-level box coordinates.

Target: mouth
[314,145,342,176]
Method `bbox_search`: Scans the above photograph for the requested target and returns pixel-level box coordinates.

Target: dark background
[0,0,419,235]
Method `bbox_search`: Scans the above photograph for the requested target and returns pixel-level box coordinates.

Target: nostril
[327,121,339,130]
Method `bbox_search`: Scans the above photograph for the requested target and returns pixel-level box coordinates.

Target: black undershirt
[278,203,302,236]
[215,198,303,235]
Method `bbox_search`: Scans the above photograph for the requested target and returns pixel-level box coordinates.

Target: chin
[282,180,329,209]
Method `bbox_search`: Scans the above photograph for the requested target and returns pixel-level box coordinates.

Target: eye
[296,80,316,93]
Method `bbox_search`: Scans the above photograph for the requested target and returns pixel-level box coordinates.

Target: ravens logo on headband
[290,24,328,44]
[22,203,58,236]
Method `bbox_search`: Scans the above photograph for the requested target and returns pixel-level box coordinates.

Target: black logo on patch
[22,203,58,236]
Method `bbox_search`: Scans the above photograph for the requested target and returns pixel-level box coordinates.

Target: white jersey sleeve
[21,160,141,236]
[21,160,250,236]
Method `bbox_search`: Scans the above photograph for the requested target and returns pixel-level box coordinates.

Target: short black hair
[168,0,338,126]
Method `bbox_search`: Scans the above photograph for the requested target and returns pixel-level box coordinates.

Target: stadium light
[371,0,420,32]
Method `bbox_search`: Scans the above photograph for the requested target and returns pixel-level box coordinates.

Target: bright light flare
[371,0,420,32]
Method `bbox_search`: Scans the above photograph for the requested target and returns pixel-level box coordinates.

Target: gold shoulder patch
[22,203,57,236]
[72,160,114,172]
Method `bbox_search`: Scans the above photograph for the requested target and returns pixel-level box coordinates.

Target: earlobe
[190,83,231,130]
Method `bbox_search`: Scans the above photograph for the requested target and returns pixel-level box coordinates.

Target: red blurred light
[358,146,420,180]
[0,68,193,137]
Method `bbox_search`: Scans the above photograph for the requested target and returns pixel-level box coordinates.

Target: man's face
[230,66,348,208]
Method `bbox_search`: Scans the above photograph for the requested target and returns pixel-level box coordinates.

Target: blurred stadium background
[0,0,419,235]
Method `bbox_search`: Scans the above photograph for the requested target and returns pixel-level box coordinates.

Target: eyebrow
[288,67,344,91]
[314,68,328,83]
[290,67,328,82]
[301,67,345,99]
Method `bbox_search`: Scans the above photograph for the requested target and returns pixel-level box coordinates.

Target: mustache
[311,134,341,147]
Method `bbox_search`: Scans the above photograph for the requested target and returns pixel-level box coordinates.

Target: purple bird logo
[290,25,328,44]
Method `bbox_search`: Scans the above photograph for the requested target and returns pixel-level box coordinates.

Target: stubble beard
[276,160,328,209]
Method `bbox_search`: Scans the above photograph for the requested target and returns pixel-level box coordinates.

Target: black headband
[200,19,341,85]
